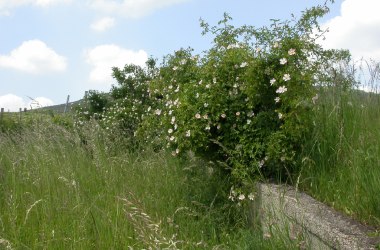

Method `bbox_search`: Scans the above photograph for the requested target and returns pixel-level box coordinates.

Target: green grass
[0,109,74,133]
[0,121,298,249]
[300,87,380,228]
[5,84,379,248]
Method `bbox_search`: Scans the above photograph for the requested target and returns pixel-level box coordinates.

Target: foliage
[75,3,350,195]
[135,6,348,191]
[74,90,110,126]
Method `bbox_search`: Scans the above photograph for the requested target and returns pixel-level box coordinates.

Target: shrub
[76,3,350,195]
[137,8,349,191]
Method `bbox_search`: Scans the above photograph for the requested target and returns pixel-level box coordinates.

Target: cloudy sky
[0,0,379,111]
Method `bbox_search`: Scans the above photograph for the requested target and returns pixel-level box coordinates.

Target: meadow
[1,4,379,248]
[1,81,379,249]
[0,119,301,249]
[301,85,380,228]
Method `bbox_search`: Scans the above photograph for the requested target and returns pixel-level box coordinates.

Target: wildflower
[168,85,173,89]
[221,114,226,118]
[283,74,291,81]
[195,113,201,119]
[288,48,296,56]
[204,103,209,108]
[185,130,191,137]
[171,116,176,124]
[173,66,178,71]
[273,42,279,48]
[278,113,283,119]
[180,59,186,65]
[213,77,217,84]
[168,128,173,134]
[176,148,180,154]
[205,125,211,131]
[228,194,235,201]
[240,62,248,68]
[155,109,162,115]
[227,43,240,49]
[280,58,287,65]
[270,78,276,86]
[217,124,221,130]
[168,110,173,115]
[274,97,280,103]
[236,112,240,116]
[169,136,175,141]
[259,160,265,168]
[196,93,199,98]
[248,193,255,201]
[247,119,252,125]
[174,124,178,130]
[175,86,179,93]
[203,114,208,119]
[199,80,203,85]
[247,111,254,117]
[312,94,319,104]
[238,194,245,200]
[276,86,287,94]
[263,233,272,239]
[206,84,210,89]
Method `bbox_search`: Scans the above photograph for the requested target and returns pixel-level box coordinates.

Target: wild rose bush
[102,59,158,138]
[73,90,110,126]
[76,5,349,194]
[75,59,158,139]
[138,8,348,187]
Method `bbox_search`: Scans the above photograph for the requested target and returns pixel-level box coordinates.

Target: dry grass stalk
[0,238,13,250]
[118,192,182,249]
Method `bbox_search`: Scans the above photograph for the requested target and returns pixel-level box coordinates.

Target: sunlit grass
[0,121,297,249]
[301,86,380,228]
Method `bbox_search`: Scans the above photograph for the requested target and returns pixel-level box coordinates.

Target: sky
[1,0,379,111]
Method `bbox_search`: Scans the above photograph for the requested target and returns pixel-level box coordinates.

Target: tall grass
[300,60,380,228]
[0,121,298,249]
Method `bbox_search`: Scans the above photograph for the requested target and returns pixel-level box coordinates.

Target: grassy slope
[0,121,297,249]
[2,87,378,249]
[301,88,380,228]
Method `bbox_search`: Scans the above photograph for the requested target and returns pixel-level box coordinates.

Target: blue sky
[1,0,379,111]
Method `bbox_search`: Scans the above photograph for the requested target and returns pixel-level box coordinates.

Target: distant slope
[38,99,83,113]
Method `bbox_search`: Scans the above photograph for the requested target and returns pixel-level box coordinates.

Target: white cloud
[91,17,116,32]
[89,0,189,19]
[0,0,71,15]
[84,44,148,86]
[28,96,54,109]
[0,94,26,112]
[321,0,380,60]
[34,0,72,7]
[0,40,67,74]
[0,94,55,111]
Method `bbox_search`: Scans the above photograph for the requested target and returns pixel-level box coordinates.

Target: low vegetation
[300,61,380,227]
[0,121,301,249]
[1,1,379,249]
